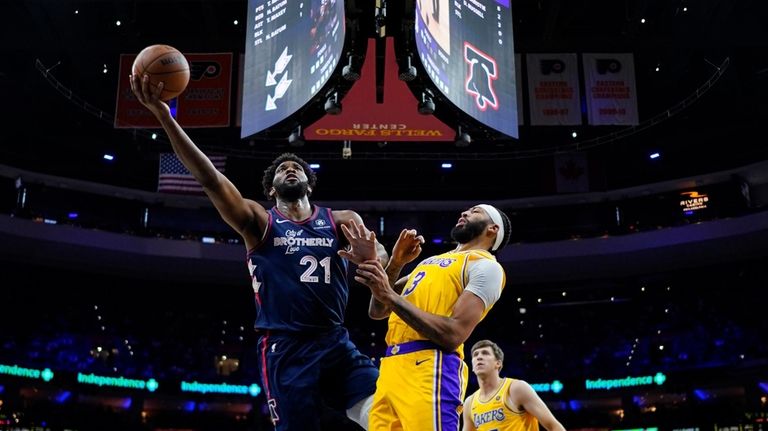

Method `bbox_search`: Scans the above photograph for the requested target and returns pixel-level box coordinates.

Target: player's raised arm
[130,73,267,246]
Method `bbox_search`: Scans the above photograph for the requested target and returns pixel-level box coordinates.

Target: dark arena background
[1,0,768,430]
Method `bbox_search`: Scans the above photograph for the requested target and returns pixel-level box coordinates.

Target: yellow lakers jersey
[469,378,539,431]
[385,249,505,358]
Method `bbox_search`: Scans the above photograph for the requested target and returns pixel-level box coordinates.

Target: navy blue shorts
[257,326,379,431]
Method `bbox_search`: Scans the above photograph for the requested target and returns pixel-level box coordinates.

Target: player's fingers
[141,73,150,95]
[360,261,384,272]
[355,268,372,280]
[352,220,365,238]
[356,263,375,273]
[155,81,165,98]
[415,235,425,244]
[132,76,145,102]
[340,223,356,239]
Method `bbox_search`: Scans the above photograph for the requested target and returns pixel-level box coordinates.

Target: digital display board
[414,0,518,138]
[241,0,346,137]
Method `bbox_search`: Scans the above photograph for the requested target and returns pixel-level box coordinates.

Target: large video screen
[414,0,518,138]
[241,0,345,138]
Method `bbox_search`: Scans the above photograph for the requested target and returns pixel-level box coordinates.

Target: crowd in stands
[2,258,765,388]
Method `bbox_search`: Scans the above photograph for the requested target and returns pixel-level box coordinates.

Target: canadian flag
[554,152,589,193]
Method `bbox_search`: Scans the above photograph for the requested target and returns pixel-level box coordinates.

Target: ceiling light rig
[341,54,360,81]
[455,126,471,147]
[399,54,417,82]
[417,88,435,115]
[324,90,342,115]
[374,0,386,37]
[288,126,305,147]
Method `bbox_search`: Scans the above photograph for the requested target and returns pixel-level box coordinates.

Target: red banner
[176,53,232,128]
[304,38,454,141]
[114,53,162,128]
[115,52,232,128]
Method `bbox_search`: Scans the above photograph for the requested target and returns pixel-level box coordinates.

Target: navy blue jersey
[247,206,348,332]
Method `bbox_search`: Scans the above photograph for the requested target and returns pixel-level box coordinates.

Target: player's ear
[307,186,313,197]
[269,187,276,198]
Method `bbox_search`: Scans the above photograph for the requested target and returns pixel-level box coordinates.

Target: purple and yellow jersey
[468,378,539,431]
[247,206,348,332]
[385,249,505,359]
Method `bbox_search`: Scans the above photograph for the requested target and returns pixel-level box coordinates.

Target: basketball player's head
[471,340,504,377]
[262,153,318,201]
[450,204,511,253]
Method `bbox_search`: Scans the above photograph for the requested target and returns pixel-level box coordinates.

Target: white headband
[477,204,505,251]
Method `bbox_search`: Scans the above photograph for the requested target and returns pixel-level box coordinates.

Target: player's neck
[478,374,504,400]
[276,197,312,220]
[455,238,491,253]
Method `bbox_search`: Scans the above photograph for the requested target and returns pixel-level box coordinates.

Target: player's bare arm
[462,395,477,431]
[509,380,566,431]
[355,260,486,351]
[367,228,424,319]
[129,74,268,248]
[335,211,389,265]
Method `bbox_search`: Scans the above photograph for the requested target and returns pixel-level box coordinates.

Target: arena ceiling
[2,0,767,201]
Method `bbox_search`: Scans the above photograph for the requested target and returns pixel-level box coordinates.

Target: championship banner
[114,53,165,128]
[176,53,232,128]
[582,53,639,125]
[115,52,232,128]
[526,53,582,125]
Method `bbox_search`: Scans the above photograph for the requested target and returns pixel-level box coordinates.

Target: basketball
[132,44,190,101]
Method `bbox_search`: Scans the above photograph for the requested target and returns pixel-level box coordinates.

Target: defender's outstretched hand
[391,228,425,266]
[338,219,378,264]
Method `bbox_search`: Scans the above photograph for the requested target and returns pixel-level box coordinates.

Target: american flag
[157,152,226,194]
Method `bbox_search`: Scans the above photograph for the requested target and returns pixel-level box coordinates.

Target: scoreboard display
[414,0,518,138]
[241,0,345,137]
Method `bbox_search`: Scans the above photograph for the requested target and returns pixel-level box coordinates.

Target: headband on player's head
[476,204,505,252]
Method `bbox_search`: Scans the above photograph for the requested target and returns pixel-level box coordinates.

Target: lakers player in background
[463,340,565,431]
[346,204,512,430]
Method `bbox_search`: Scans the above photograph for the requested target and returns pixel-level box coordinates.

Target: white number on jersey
[299,255,332,284]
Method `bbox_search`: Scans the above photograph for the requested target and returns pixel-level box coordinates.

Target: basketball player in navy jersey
[131,75,388,430]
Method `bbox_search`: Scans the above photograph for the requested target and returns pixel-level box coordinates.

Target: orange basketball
[132,44,190,101]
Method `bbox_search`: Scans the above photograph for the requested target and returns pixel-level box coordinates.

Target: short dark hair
[471,340,504,366]
[261,153,318,200]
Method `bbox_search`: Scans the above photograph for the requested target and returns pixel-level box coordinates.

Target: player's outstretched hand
[391,228,425,266]
[338,219,378,265]
[129,73,170,117]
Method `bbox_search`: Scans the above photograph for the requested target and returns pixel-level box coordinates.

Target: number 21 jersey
[247,206,348,332]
